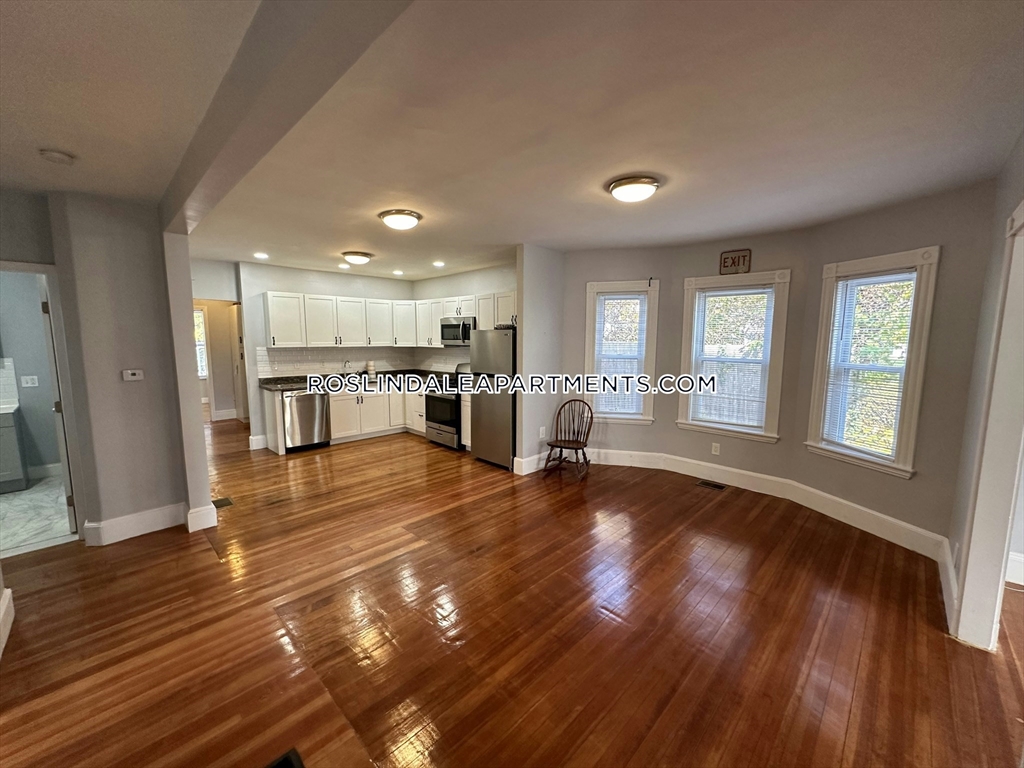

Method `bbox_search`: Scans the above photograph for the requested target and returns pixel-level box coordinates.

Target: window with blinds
[689,287,774,429]
[593,292,647,415]
[821,271,916,459]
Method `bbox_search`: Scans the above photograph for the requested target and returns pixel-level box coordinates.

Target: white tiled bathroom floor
[0,476,73,555]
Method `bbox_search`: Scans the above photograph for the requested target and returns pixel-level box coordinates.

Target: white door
[366,300,393,347]
[461,396,471,447]
[359,393,389,432]
[303,294,337,346]
[265,292,306,347]
[442,297,459,316]
[458,295,476,317]
[330,395,360,438]
[229,304,248,421]
[476,294,495,331]
[495,291,516,326]
[389,392,405,427]
[336,297,367,347]
[393,301,417,346]
[416,301,432,347]
[430,300,444,347]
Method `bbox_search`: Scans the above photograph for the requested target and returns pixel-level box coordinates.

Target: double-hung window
[585,280,659,423]
[678,270,790,441]
[807,247,939,478]
[194,308,208,380]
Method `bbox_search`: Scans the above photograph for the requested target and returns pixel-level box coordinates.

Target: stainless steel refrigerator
[470,328,516,470]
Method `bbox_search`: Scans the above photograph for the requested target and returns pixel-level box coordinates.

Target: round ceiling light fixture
[342,251,373,265]
[253,252,270,260]
[433,261,445,268]
[392,270,404,276]
[38,148,76,166]
[378,209,422,230]
[606,176,660,203]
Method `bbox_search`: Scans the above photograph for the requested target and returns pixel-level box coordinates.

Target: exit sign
[720,249,751,275]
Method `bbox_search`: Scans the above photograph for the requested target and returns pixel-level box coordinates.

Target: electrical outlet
[121,369,144,381]
[539,426,546,439]
[20,375,38,387]
[711,442,720,456]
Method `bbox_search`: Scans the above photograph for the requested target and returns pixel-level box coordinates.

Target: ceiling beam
[159,0,412,234]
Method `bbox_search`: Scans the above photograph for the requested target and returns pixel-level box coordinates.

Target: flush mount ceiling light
[253,252,269,260]
[433,261,445,268]
[393,270,404,276]
[338,263,350,269]
[342,251,373,265]
[38,148,76,166]
[378,209,422,230]
[606,176,660,203]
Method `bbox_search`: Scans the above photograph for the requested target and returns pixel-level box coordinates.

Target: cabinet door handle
[368,336,371,345]
[394,336,397,345]
[272,336,275,346]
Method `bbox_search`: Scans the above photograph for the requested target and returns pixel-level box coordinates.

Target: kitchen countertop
[258,369,463,392]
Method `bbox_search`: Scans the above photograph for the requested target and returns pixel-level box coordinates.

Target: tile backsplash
[257,346,470,378]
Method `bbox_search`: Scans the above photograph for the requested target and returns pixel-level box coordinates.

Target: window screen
[593,293,647,415]
[822,271,916,459]
[689,287,774,429]
[194,309,208,380]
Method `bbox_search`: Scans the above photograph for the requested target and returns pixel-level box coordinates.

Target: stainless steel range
[425,363,471,449]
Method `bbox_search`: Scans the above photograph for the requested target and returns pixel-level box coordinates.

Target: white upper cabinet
[265,292,306,347]
[495,290,516,326]
[393,301,417,347]
[458,295,476,317]
[336,297,367,347]
[476,293,495,331]
[442,297,459,317]
[365,299,393,346]
[416,301,432,347]
[303,294,338,346]
[429,300,444,347]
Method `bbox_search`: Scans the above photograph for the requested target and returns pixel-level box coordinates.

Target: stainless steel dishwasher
[282,391,330,450]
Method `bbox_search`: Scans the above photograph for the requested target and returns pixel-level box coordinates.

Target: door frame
[0,260,86,537]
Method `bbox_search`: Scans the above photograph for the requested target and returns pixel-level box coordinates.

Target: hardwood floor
[1,419,1021,767]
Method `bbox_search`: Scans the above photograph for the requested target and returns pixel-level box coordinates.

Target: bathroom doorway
[0,266,79,557]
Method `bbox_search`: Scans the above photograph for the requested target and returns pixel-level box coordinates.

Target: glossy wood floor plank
[1,420,1021,767]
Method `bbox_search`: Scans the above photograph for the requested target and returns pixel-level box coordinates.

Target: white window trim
[585,279,659,424]
[677,270,790,442]
[805,246,940,479]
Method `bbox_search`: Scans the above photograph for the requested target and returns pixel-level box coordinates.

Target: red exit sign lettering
[720,249,751,275]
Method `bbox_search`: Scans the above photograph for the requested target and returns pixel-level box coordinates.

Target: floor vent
[212,497,233,509]
[696,480,727,491]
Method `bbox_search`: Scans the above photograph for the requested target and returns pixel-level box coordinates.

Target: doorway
[0,268,79,557]
[192,299,243,425]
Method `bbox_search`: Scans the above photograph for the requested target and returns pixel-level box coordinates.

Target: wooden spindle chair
[542,399,594,479]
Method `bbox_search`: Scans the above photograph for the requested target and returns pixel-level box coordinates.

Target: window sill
[594,415,655,426]
[676,421,779,443]
[804,441,914,479]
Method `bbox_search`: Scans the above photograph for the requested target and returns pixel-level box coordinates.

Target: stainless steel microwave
[439,316,475,346]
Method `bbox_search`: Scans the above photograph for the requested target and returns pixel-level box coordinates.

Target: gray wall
[193,299,235,413]
[191,258,239,302]
[950,133,1024,571]
[239,261,413,437]
[0,271,60,468]
[518,244,565,459]
[48,193,187,522]
[560,181,996,536]
[0,190,53,265]
[412,263,516,300]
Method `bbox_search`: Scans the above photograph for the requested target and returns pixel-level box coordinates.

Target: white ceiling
[0,0,259,201]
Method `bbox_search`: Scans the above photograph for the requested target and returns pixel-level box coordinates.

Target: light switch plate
[711,442,720,455]
[20,375,38,387]
[539,426,546,439]
[122,369,144,381]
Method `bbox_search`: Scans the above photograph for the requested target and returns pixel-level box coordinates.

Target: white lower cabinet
[389,391,405,427]
[329,395,360,439]
[405,392,425,432]
[360,394,389,433]
[461,395,471,447]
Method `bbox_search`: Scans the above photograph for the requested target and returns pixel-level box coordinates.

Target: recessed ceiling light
[342,251,372,265]
[38,148,75,166]
[338,263,350,269]
[433,261,445,268]
[254,252,269,260]
[378,209,422,230]
[607,176,660,203]
[393,270,404,276]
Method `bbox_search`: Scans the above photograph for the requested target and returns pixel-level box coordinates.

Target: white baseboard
[82,502,187,546]
[583,448,958,622]
[0,588,13,659]
[249,434,268,450]
[27,463,62,480]
[1007,552,1024,586]
[514,453,545,475]
[211,408,237,422]
[187,503,218,532]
